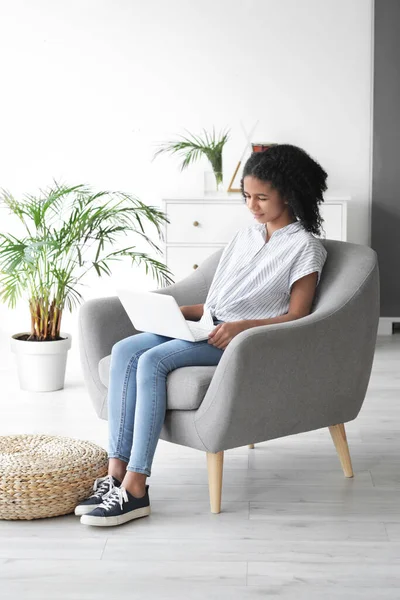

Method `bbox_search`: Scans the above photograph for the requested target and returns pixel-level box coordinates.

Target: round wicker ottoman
[0,434,109,520]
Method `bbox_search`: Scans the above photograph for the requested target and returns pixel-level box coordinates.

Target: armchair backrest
[310,239,379,316]
[195,239,379,316]
[160,238,379,333]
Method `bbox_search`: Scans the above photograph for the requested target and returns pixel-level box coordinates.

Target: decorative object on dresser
[228,140,278,192]
[161,194,349,282]
[251,143,278,152]
[152,126,230,193]
[0,182,173,392]
[227,119,259,192]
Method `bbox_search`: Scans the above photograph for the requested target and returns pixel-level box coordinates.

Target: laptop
[116,288,216,342]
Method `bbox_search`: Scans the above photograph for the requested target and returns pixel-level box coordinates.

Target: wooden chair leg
[248,444,255,449]
[206,451,224,513]
[329,423,354,478]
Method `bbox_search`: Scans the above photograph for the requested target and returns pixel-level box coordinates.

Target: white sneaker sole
[80,505,151,527]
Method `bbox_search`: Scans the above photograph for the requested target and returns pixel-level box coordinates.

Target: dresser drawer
[166,245,223,282]
[165,202,253,244]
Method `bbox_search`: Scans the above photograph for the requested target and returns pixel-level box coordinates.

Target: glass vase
[204,170,224,194]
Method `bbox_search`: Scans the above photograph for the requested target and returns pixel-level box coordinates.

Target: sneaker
[74,475,122,516]
[80,484,150,527]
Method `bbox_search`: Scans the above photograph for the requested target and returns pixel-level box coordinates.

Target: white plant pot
[10,332,72,392]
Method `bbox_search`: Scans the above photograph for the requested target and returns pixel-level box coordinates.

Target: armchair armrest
[194,266,379,452]
[78,263,214,412]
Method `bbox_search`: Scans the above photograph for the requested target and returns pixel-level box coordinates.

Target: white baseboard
[378,317,399,335]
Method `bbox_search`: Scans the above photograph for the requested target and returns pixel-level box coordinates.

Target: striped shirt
[204,220,328,322]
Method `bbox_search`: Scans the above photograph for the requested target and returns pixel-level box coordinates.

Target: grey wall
[372,0,400,317]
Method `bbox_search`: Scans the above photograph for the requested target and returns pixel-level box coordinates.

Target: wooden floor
[0,333,400,599]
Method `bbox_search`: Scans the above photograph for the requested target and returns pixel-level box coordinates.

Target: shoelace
[99,486,128,511]
[91,475,116,499]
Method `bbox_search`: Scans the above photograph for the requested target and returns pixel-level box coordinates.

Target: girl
[76,143,328,527]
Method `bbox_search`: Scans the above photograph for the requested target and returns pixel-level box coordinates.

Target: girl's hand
[207,321,249,350]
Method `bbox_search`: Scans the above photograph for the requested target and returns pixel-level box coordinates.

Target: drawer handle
[193,264,199,270]
[193,221,199,227]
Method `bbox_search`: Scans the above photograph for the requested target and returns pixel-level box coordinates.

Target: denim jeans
[107,317,225,477]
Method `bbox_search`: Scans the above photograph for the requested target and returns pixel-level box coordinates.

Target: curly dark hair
[240,144,328,236]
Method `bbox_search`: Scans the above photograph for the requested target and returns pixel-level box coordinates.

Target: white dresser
[161,194,348,282]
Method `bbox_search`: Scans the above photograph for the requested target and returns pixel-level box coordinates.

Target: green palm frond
[152,126,230,179]
[0,270,26,309]
[0,181,175,340]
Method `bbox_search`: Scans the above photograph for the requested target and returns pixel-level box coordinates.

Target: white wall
[0,0,373,357]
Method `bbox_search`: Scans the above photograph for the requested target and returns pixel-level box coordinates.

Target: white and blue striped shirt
[204,220,328,322]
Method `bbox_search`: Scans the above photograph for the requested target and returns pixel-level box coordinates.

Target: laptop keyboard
[184,309,216,341]
[185,320,212,341]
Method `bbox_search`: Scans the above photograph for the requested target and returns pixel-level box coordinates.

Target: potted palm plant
[152,126,230,192]
[0,182,174,392]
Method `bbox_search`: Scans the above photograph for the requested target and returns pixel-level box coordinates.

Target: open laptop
[116,288,216,342]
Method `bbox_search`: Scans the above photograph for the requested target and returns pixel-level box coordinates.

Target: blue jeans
[107,317,225,477]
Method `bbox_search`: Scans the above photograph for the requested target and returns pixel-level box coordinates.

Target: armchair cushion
[98,355,217,410]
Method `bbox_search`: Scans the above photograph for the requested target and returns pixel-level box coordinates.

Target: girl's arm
[179,304,204,321]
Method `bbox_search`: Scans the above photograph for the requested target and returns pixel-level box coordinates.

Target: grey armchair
[78,239,380,513]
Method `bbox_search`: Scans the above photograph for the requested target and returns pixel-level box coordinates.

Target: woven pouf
[0,434,109,520]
